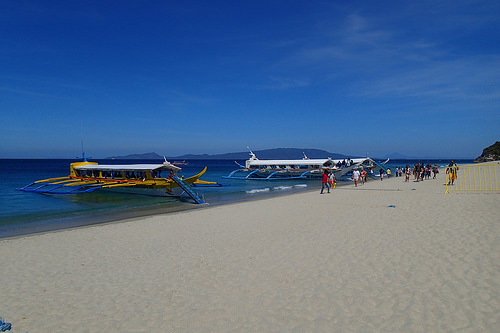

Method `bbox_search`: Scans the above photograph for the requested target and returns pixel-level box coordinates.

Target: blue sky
[1,0,499,159]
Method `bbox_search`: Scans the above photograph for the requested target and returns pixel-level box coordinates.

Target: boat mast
[247,146,257,160]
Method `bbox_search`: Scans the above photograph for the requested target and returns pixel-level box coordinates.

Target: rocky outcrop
[474,141,500,163]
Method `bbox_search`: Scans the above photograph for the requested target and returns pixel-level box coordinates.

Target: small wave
[294,184,307,188]
[273,186,293,191]
[246,188,270,194]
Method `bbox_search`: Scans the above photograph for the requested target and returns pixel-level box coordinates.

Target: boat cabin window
[126,171,145,179]
[88,170,99,178]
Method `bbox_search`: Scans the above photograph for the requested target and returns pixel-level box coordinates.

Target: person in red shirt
[320,169,330,194]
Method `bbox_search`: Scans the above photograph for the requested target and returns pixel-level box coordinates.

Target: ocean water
[0,158,472,238]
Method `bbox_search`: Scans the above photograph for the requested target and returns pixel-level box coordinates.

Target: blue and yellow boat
[17,155,217,204]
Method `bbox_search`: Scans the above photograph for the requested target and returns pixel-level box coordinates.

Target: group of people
[352,167,368,186]
[321,165,372,193]
[320,161,458,193]
[320,170,337,193]
[388,163,440,182]
[335,158,354,168]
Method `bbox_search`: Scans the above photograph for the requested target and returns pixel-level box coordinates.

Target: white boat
[224,149,387,180]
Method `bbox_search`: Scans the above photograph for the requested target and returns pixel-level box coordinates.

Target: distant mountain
[384,152,414,159]
[107,148,352,160]
[107,152,163,160]
[383,152,460,160]
[172,148,351,160]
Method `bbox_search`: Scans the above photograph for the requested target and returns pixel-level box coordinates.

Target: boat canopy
[245,158,367,168]
[74,164,181,172]
[247,159,334,167]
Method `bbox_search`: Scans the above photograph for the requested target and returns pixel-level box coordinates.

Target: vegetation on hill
[474,141,500,163]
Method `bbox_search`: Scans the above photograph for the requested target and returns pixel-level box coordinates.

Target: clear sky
[1,0,499,159]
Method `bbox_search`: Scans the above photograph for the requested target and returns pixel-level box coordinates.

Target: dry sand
[1,168,499,332]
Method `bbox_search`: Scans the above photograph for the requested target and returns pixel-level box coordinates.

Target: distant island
[107,152,164,160]
[107,148,353,160]
[105,147,484,161]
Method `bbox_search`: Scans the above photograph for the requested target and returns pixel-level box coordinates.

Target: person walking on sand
[352,168,360,187]
[379,167,384,180]
[320,169,330,193]
[328,171,336,189]
[447,160,458,185]
[432,163,439,179]
[361,168,367,184]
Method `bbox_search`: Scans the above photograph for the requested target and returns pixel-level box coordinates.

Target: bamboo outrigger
[17,154,218,204]
[224,149,388,180]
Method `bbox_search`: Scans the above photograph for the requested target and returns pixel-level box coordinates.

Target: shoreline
[1,167,498,331]
[0,164,488,242]
[7,172,394,241]
[2,177,340,240]
[1,159,474,240]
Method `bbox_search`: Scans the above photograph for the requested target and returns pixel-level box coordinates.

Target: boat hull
[99,185,185,197]
[224,168,324,180]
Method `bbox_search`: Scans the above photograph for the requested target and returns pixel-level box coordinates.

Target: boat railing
[17,181,102,194]
[169,175,205,204]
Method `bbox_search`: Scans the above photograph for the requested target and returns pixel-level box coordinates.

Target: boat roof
[74,164,181,172]
[248,159,332,166]
[247,157,366,166]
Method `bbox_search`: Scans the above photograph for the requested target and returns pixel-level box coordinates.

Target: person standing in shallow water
[320,169,330,193]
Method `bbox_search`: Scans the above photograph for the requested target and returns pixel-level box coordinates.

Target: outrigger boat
[18,154,218,204]
[224,149,388,180]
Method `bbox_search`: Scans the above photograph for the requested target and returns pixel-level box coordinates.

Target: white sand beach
[1,167,499,332]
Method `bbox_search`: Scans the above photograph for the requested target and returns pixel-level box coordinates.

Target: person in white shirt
[352,168,360,187]
[328,172,336,189]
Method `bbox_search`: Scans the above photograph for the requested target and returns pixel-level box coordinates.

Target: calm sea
[0,158,472,238]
